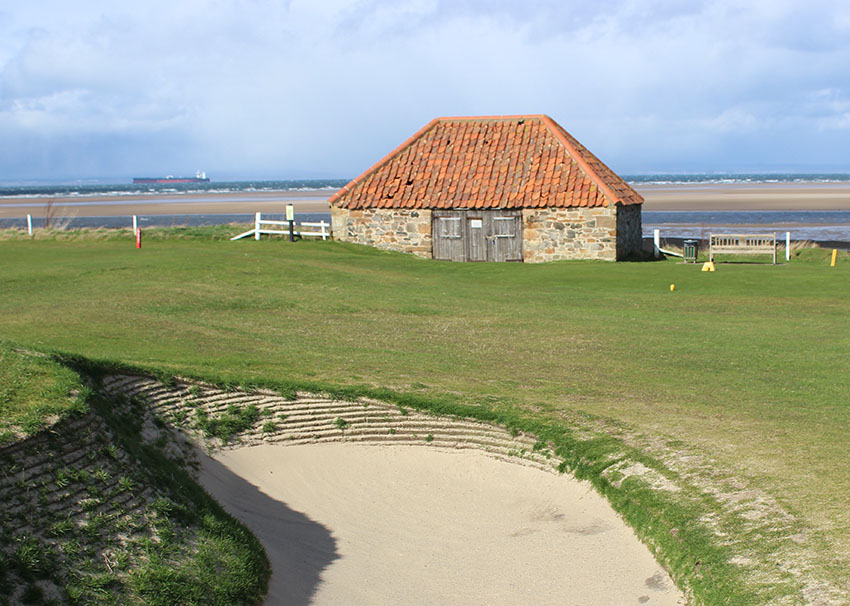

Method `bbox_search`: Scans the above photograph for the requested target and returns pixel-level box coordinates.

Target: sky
[2,0,850,181]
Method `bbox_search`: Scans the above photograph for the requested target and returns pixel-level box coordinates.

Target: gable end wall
[615,203,643,260]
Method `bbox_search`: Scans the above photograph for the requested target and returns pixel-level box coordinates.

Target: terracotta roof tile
[330,115,642,210]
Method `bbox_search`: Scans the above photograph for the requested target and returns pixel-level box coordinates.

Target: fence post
[321,221,328,240]
[786,232,790,261]
[255,212,261,241]
[653,229,660,258]
[27,214,33,236]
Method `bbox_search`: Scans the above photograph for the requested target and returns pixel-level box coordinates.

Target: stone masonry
[523,206,617,262]
[333,204,641,262]
[521,204,642,262]
[331,207,432,257]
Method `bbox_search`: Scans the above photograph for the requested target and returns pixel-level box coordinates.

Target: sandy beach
[0,190,332,219]
[635,182,850,211]
[2,183,850,219]
[199,444,684,606]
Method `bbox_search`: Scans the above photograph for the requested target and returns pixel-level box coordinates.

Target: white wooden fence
[230,212,331,241]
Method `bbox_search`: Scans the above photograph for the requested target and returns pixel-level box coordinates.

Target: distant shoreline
[635,182,850,211]
[0,190,331,219]
[1,182,850,218]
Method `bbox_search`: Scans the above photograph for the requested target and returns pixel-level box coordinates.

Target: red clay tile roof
[329,115,643,210]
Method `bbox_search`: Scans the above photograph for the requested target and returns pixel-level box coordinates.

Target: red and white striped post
[135,227,142,249]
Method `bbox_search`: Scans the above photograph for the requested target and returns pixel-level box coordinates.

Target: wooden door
[466,216,486,261]
[432,209,523,262]
[487,211,522,262]
[432,212,465,261]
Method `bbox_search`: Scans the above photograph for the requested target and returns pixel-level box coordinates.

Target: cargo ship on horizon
[133,171,210,184]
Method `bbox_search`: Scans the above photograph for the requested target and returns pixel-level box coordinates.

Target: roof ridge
[539,115,619,206]
[328,117,441,206]
[547,117,644,206]
[330,115,643,210]
[433,114,548,122]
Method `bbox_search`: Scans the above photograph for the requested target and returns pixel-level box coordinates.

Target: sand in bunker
[200,444,684,605]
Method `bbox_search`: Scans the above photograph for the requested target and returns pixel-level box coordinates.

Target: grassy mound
[0,343,88,444]
[0,348,269,605]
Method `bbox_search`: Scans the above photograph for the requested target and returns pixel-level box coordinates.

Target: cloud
[2,0,850,178]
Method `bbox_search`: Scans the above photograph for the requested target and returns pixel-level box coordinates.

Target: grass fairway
[1,231,849,602]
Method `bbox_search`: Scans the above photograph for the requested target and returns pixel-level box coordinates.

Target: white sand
[199,443,684,605]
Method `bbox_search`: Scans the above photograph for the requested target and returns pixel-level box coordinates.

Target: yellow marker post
[831,249,838,267]
[702,261,715,272]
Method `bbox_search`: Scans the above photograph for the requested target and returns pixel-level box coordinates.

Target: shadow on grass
[197,452,339,605]
[47,352,338,604]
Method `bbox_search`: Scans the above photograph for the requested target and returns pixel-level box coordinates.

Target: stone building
[330,115,643,262]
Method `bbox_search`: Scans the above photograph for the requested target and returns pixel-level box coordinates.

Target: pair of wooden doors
[432,210,522,262]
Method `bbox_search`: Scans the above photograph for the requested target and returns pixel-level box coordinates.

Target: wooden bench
[709,233,776,264]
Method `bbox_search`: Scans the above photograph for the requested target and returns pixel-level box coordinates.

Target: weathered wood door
[466,216,487,261]
[432,210,522,262]
[432,212,465,261]
[488,211,522,262]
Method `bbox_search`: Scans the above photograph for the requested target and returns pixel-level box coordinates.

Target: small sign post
[286,204,295,242]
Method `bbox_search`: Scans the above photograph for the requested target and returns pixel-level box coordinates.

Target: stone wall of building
[615,203,643,260]
[332,204,642,263]
[522,206,619,262]
[331,207,433,258]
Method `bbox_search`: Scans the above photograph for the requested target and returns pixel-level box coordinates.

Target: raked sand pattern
[102,375,554,464]
[103,375,685,605]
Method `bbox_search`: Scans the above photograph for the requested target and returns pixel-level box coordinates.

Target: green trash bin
[683,239,699,263]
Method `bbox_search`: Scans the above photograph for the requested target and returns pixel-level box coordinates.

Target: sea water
[641,210,850,243]
[0,179,349,199]
[623,173,850,185]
